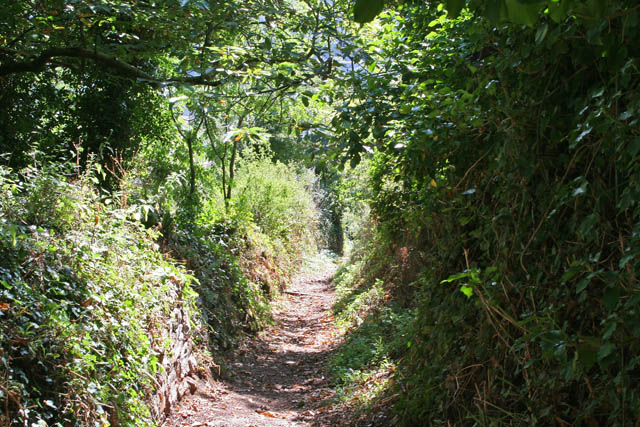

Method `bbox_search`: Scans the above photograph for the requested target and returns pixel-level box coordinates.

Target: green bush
[162,155,321,350]
[327,227,413,416]
[166,218,272,350]
[233,157,318,254]
[0,166,197,426]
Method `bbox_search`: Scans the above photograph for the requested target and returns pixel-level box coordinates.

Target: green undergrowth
[328,229,413,420]
[164,156,320,352]
[0,165,199,426]
[165,219,271,351]
[330,2,640,424]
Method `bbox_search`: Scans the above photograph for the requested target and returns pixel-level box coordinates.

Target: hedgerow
[0,165,197,426]
[330,1,640,424]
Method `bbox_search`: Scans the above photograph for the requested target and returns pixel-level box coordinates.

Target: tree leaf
[485,0,509,23]
[548,0,573,23]
[505,0,543,27]
[445,0,465,19]
[460,285,473,298]
[535,22,548,44]
[603,287,621,311]
[353,0,385,24]
[441,271,472,283]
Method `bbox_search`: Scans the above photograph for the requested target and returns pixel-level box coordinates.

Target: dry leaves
[255,409,286,419]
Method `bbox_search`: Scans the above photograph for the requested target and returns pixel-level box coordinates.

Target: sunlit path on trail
[164,253,343,427]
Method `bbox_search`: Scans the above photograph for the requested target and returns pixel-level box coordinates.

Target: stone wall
[150,286,205,423]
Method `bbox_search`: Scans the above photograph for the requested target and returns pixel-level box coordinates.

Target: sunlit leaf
[460,285,473,298]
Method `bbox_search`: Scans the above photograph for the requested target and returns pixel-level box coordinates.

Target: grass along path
[163,253,343,427]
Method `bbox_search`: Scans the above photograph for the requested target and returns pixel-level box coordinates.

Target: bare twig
[519,145,585,273]
[454,147,494,191]
[284,291,324,298]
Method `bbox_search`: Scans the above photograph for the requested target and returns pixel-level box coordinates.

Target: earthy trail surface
[164,255,344,427]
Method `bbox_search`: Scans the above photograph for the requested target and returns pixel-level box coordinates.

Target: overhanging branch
[0,47,224,87]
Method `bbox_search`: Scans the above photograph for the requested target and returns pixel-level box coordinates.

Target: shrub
[0,166,197,426]
[233,157,318,255]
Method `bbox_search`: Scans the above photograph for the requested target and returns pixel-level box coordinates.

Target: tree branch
[0,47,224,87]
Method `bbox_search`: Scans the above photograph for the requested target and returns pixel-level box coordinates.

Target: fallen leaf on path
[179,409,195,418]
[256,409,286,419]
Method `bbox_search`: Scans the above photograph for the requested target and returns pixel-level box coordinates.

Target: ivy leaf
[597,341,615,361]
[445,0,465,19]
[354,0,385,24]
[577,337,599,369]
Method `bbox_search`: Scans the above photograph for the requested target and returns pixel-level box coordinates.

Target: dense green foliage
[353,0,611,25]
[167,155,321,350]
[0,165,198,425]
[330,230,412,416]
[329,0,640,424]
[1,0,340,424]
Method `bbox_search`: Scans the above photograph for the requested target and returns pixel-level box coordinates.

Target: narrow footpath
[164,257,342,427]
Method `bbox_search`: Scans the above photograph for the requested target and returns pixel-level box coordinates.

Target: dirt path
[163,257,342,427]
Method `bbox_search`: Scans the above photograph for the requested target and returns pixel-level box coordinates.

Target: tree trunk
[187,135,196,197]
[223,115,246,207]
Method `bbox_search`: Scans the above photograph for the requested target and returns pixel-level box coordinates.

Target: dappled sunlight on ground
[163,252,347,427]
